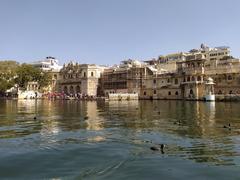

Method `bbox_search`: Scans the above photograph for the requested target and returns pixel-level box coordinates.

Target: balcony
[179,67,204,75]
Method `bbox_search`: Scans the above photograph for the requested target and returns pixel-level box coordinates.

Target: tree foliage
[0,61,51,93]
[15,64,51,89]
[0,61,19,94]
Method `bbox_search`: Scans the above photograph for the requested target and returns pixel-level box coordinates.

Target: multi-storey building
[53,44,240,100]
[59,62,106,96]
[100,64,128,95]
[157,52,187,73]
[100,60,156,97]
[141,54,213,100]
[140,44,240,100]
[30,56,62,92]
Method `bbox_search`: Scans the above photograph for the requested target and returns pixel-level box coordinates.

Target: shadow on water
[0,99,240,178]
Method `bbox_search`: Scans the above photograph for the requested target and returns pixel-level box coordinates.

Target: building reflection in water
[85,101,103,131]
[17,100,61,147]
[17,99,39,114]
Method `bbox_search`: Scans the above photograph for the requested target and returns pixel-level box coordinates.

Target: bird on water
[223,123,231,130]
[150,144,165,154]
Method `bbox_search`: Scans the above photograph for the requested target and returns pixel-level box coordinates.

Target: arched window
[175,78,178,84]
[175,91,178,96]
[197,76,201,81]
[168,91,171,95]
[191,76,195,81]
[228,75,232,80]
[154,90,157,94]
[144,91,147,95]
[91,72,94,77]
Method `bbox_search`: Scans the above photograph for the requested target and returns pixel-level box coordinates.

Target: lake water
[0,100,240,179]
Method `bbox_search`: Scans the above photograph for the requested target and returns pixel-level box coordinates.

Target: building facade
[100,60,155,97]
[30,56,63,93]
[59,62,106,96]
[25,44,239,100]
[140,44,240,100]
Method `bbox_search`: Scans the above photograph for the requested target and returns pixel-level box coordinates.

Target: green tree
[15,64,51,90]
[0,61,19,94]
[38,72,51,89]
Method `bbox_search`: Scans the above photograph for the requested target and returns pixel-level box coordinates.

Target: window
[228,75,232,80]
[153,79,156,84]
[154,90,157,94]
[144,91,146,95]
[91,72,94,77]
[84,72,86,77]
[175,78,178,84]
[175,91,178,95]
[197,76,201,81]
[168,91,171,95]
[191,76,195,81]
[187,77,190,81]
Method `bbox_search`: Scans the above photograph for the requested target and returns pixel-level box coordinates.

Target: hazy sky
[0,0,239,65]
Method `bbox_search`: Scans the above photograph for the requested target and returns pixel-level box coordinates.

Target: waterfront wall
[107,93,138,101]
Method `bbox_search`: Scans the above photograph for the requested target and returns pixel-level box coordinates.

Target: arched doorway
[70,86,74,95]
[64,86,68,94]
[76,85,81,93]
[189,89,194,98]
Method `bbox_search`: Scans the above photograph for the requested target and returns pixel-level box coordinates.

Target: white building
[29,57,63,93]
[30,56,62,72]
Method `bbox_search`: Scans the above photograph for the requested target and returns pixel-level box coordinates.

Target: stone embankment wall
[215,94,240,101]
[108,93,138,101]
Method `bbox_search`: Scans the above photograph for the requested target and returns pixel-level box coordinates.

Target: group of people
[45,92,97,100]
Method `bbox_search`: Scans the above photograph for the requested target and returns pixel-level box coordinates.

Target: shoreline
[1,95,240,102]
